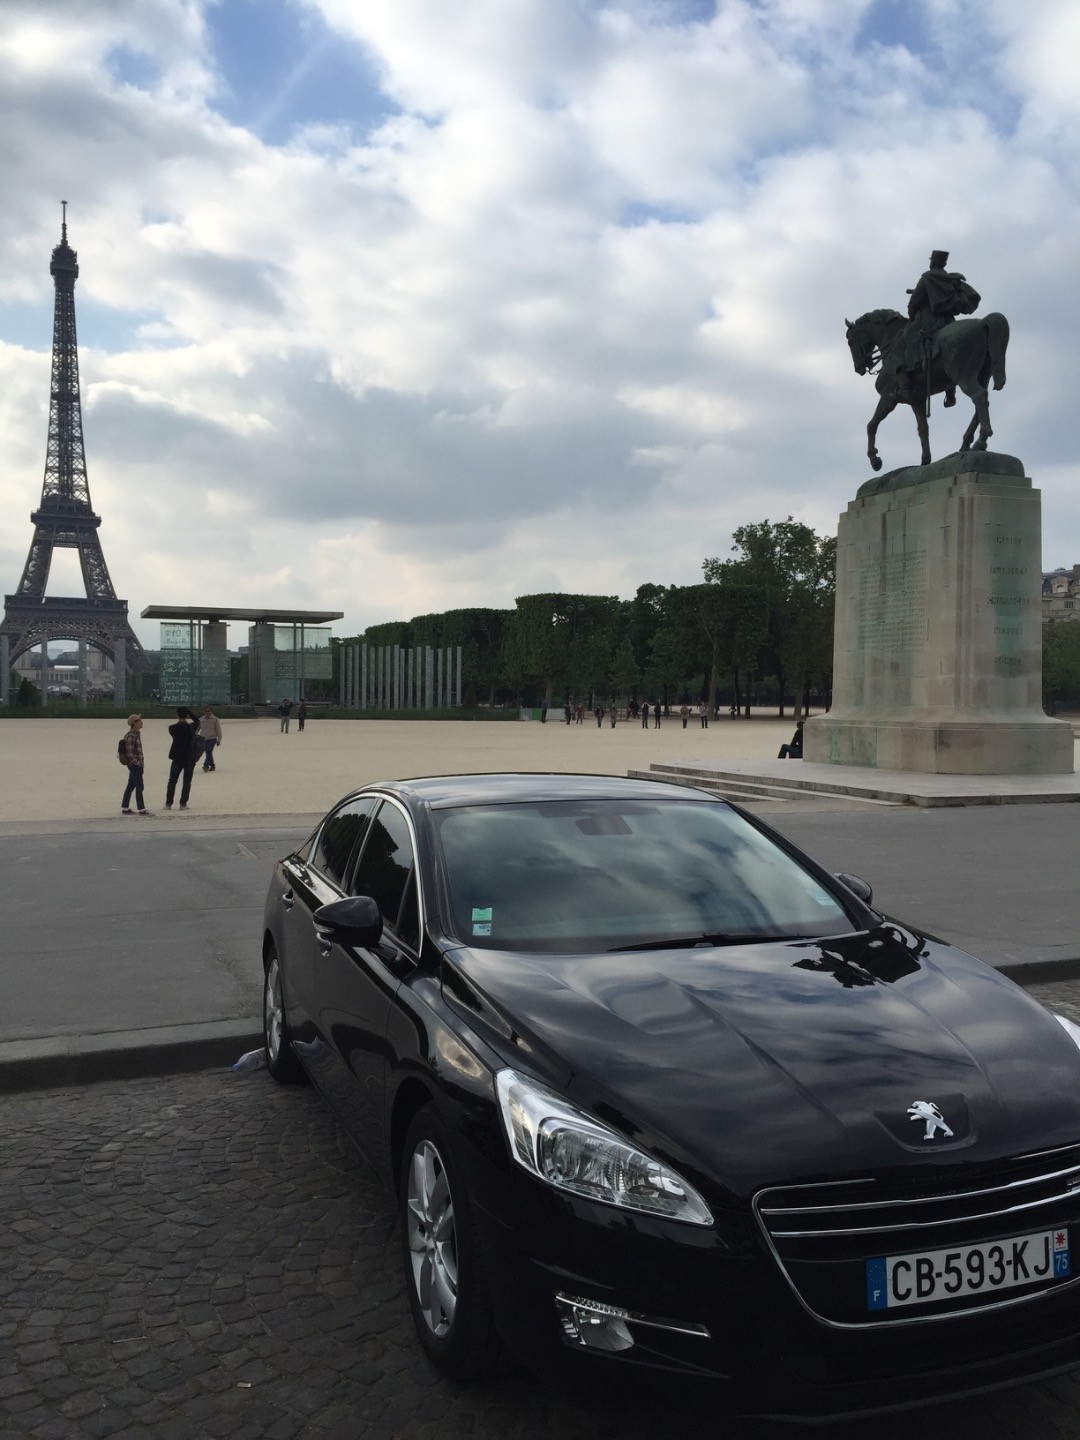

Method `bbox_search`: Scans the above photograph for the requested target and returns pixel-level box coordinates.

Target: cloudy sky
[2,0,1079,649]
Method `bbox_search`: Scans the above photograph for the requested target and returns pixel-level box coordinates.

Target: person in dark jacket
[778,720,804,759]
[165,707,199,810]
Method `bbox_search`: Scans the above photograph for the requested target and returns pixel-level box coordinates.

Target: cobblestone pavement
[6,1066,1080,1440]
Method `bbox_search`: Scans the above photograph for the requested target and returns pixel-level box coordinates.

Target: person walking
[296,699,307,732]
[698,701,709,729]
[653,701,662,729]
[279,698,293,733]
[680,703,689,729]
[540,697,549,723]
[165,707,199,811]
[575,702,584,724]
[120,714,152,816]
[564,702,572,724]
[641,701,650,729]
[594,704,604,727]
[198,706,222,771]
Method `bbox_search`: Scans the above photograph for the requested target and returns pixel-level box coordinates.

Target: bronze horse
[845,308,1009,471]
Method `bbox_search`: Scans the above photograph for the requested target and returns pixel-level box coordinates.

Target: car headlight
[1054,1014,1080,1049]
[495,1069,713,1226]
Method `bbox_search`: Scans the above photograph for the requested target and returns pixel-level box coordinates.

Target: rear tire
[263,947,305,1084]
[400,1105,504,1379]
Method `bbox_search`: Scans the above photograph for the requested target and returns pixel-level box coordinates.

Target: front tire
[400,1105,504,1379]
[263,947,304,1083]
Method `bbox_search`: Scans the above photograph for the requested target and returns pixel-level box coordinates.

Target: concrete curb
[0,1018,263,1094]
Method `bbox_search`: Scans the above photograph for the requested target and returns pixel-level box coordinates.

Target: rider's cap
[930,249,949,267]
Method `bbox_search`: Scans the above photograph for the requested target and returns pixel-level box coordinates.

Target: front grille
[754,1145,1080,1327]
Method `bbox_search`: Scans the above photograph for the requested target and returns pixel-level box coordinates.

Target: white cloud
[0,0,1079,654]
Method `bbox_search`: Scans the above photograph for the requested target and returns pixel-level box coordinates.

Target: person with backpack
[165,707,200,810]
[119,714,152,816]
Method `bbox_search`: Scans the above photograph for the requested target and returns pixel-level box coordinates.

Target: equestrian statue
[845,250,1009,472]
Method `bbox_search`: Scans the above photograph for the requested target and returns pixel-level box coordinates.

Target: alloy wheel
[406,1139,458,1337]
[264,956,284,1063]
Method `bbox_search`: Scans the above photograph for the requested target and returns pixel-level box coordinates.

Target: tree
[647,627,686,709]
[1043,622,1080,709]
[704,518,835,718]
[626,583,668,692]
[505,594,620,705]
[608,635,640,705]
[412,608,510,706]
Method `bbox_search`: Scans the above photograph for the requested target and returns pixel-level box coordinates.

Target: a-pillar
[114,638,127,711]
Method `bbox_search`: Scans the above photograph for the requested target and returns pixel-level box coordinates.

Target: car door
[274,796,376,1054]
[313,797,421,1162]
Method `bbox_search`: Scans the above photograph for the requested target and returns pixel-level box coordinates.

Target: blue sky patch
[105,43,163,93]
[204,0,396,144]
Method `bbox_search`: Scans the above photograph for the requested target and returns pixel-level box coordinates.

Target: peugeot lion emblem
[908,1100,954,1141]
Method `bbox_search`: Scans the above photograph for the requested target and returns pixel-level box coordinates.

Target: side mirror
[835,872,873,906]
[314,895,383,947]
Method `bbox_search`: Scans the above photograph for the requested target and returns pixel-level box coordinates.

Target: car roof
[353,772,724,810]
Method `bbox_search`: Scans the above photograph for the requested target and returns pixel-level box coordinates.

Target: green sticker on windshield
[471,907,492,922]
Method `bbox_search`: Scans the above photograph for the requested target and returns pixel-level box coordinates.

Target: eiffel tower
[1,205,146,704]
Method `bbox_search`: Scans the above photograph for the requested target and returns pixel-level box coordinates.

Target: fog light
[554,1292,710,1354]
[556,1294,635,1351]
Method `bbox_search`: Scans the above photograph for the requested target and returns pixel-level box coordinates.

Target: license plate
[866,1227,1070,1310]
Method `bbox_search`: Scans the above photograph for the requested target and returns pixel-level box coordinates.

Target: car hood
[443,926,1080,1198]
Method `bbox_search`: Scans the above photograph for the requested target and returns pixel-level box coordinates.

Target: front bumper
[474,1173,1080,1420]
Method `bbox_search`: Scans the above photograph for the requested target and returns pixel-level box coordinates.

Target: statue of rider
[891,250,981,407]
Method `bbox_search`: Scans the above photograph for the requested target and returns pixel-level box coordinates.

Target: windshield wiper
[607,932,768,953]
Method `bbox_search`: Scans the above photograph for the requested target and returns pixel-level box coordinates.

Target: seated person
[778,720,804,760]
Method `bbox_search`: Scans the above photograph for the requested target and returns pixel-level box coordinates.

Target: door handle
[282,889,294,910]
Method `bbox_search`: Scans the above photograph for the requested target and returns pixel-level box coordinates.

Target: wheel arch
[389,1076,440,1195]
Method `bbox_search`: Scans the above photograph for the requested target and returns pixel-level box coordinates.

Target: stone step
[628,765,902,807]
[627,768,788,803]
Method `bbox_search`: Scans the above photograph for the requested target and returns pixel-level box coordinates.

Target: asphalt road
[0,826,303,1048]
[3,801,1077,1050]
[768,803,1080,970]
[6,1070,1080,1440]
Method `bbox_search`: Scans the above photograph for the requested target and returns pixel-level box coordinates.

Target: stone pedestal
[803,452,1073,775]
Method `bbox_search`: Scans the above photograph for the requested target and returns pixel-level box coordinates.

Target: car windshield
[434,798,854,953]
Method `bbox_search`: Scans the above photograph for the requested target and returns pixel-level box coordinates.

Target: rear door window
[309,797,375,890]
[352,800,419,945]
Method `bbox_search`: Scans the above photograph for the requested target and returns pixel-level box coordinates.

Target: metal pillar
[114,637,126,710]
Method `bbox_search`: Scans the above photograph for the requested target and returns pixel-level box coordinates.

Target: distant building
[1043,567,1080,623]
[13,647,115,695]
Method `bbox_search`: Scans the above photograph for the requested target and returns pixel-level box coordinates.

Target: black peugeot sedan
[261,773,1080,1420]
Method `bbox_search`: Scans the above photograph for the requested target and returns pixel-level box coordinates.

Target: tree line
[340,518,837,718]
